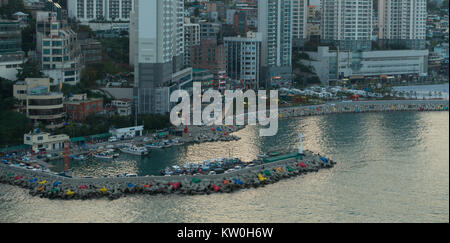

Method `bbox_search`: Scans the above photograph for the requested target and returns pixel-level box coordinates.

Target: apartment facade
[321,0,373,51]
[258,0,293,86]
[184,23,201,67]
[132,0,189,114]
[292,0,308,47]
[68,0,135,22]
[377,0,427,49]
[190,39,226,77]
[37,11,83,86]
[224,32,262,90]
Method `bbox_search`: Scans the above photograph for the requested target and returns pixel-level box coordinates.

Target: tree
[16,61,44,80]
[21,19,36,53]
[0,0,27,19]
[0,111,31,146]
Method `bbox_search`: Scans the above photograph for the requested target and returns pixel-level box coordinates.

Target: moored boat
[120,145,149,156]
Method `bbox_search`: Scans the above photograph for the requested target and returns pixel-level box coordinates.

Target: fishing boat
[72,155,87,161]
[119,145,149,156]
[145,143,164,149]
[162,141,173,149]
[93,152,114,160]
[171,139,184,146]
[257,153,269,159]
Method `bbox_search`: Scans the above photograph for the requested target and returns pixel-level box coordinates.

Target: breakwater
[0,100,448,201]
[278,100,448,118]
[0,151,334,200]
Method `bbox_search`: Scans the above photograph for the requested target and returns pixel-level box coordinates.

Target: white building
[377,0,427,49]
[302,46,429,85]
[109,125,143,139]
[258,0,293,86]
[37,11,82,86]
[0,52,24,81]
[132,0,189,114]
[24,131,70,152]
[68,0,135,22]
[112,98,132,116]
[224,32,262,89]
[321,0,373,51]
[292,0,308,46]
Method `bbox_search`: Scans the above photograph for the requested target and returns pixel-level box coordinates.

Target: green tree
[16,61,44,80]
[0,111,31,146]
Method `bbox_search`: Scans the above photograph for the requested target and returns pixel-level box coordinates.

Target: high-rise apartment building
[258,0,293,87]
[292,0,308,47]
[68,0,135,22]
[224,32,262,90]
[377,0,427,49]
[132,0,192,115]
[321,0,373,51]
[184,22,201,67]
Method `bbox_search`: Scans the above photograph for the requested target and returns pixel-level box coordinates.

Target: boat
[119,145,149,156]
[171,139,184,146]
[257,153,269,159]
[145,143,164,149]
[72,155,87,161]
[93,152,114,160]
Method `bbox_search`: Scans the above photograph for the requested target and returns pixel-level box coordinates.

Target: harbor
[0,100,448,200]
[0,149,335,200]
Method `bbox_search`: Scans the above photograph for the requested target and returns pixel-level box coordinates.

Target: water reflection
[3,112,447,223]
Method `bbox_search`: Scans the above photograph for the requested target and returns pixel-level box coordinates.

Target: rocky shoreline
[0,151,335,200]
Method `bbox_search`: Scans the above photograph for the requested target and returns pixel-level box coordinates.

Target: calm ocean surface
[0,111,448,223]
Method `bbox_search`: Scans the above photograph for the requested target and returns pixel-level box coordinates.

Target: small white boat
[257,153,269,159]
[120,145,149,156]
[72,155,86,161]
[145,143,164,149]
[93,153,114,159]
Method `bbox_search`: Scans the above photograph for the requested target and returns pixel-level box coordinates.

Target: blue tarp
[128,183,135,188]
[320,157,328,163]
[233,178,243,185]
[53,181,62,187]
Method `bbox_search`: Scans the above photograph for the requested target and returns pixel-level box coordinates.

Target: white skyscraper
[132,0,190,114]
[321,0,373,51]
[258,0,293,86]
[292,0,308,47]
[378,0,427,49]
